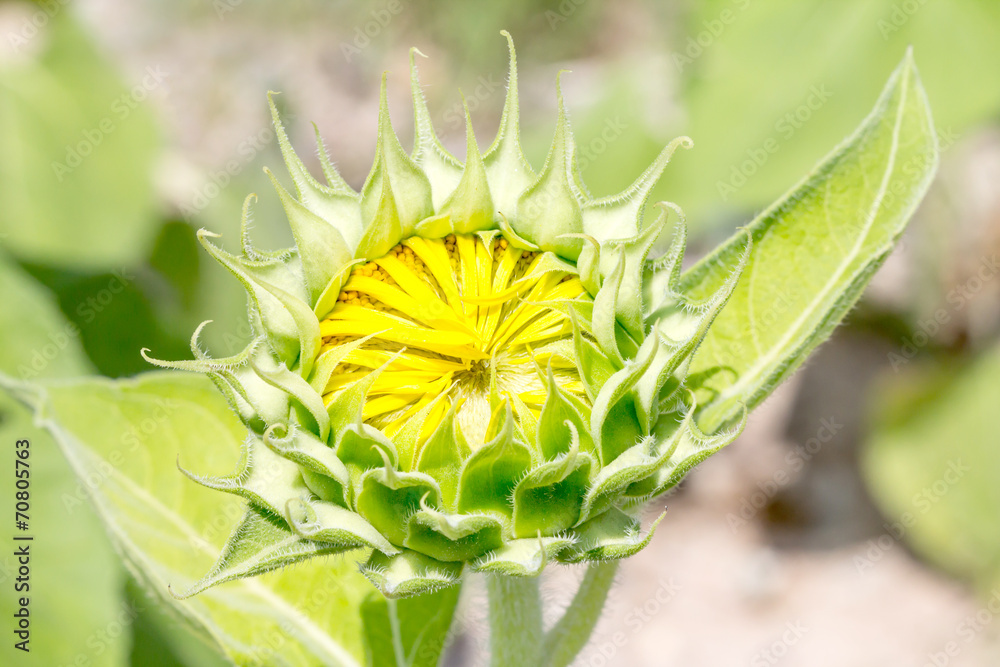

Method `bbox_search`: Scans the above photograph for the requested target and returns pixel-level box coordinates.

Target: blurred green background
[0,0,998,665]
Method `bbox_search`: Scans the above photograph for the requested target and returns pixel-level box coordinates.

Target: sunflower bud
[146,32,747,599]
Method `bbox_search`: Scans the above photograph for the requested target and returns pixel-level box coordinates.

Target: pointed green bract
[178,506,349,597]
[434,101,495,234]
[484,31,536,218]
[361,76,435,239]
[515,75,584,260]
[362,550,464,599]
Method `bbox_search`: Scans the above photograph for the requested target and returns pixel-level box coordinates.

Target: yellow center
[319,233,590,445]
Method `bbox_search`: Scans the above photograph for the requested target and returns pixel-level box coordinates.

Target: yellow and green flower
[146,33,749,598]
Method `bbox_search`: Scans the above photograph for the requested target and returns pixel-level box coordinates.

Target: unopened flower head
[145,32,747,599]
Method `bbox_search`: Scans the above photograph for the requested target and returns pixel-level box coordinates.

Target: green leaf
[682,51,938,433]
[0,14,160,269]
[0,394,129,667]
[360,588,460,667]
[862,345,1000,592]
[2,372,374,667]
[0,258,128,667]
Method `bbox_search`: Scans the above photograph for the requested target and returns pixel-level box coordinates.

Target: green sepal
[314,256,365,321]
[258,278,322,379]
[457,403,532,516]
[355,172,405,261]
[642,217,687,317]
[312,121,358,196]
[536,365,594,460]
[408,48,463,210]
[262,423,349,506]
[590,333,659,465]
[140,323,257,374]
[436,99,495,233]
[514,73,583,260]
[635,243,748,431]
[206,371,266,432]
[578,409,686,523]
[338,422,398,472]
[512,426,593,538]
[638,407,747,498]
[266,167,352,308]
[471,535,576,577]
[361,74,434,239]
[285,496,398,555]
[483,31,535,219]
[580,135,692,245]
[646,232,750,340]
[416,403,472,510]
[392,394,448,471]
[268,92,363,248]
[605,208,669,340]
[355,465,442,547]
[632,335,686,436]
[404,504,505,562]
[252,358,330,440]
[362,549,464,599]
[570,314,615,402]
[509,392,539,452]
[174,505,348,598]
[559,507,666,563]
[197,229,305,367]
[213,348,292,430]
[179,433,307,519]
[203,228,322,379]
[565,233,601,296]
[591,250,627,366]
[143,338,279,433]
[411,213,453,240]
[497,213,539,252]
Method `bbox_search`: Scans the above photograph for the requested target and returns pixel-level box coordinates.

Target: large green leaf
[681,51,937,432]
[862,345,1000,592]
[0,394,129,667]
[360,588,461,667]
[2,371,375,667]
[0,258,128,667]
[0,13,161,269]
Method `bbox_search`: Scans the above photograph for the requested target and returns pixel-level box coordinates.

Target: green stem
[486,562,620,667]
[487,574,544,667]
[540,561,619,667]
